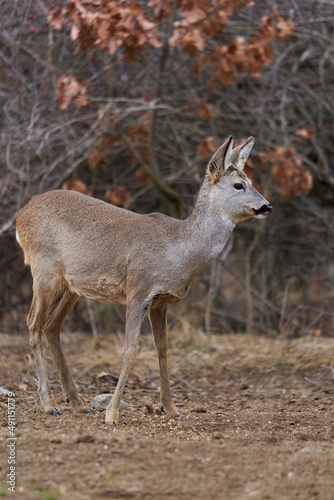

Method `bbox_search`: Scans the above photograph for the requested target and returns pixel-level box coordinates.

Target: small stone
[90,394,127,410]
[192,406,207,413]
[75,434,95,443]
[145,402,155,415]
[51,437,62,444]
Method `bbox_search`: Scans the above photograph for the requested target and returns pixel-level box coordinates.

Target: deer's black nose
[255,204,272,215]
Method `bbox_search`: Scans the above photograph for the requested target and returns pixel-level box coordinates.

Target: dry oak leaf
[105,186,131,208]
[88,151,106,173]
[125,124,149,142]
[180,2,208,25]
[198,102,213,120]
[168,28,182,47]
[197,136,217,158]
[184,7,206,24]
[276,16,294,39]
[48,6,64,30]
[295,128,316,140]
[272,147,313,198]
[273,6,294,40]
[181,28,205,56]
[62,0,162,60]
[57,75,89,110]
[228,36,248,67]
[148,0,172,20]
[199,15,225,39]
[135,167,152,187]
[62,179,92,196]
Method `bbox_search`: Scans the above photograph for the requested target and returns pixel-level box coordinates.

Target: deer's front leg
[105,299,147,425]
[149,305,181,419]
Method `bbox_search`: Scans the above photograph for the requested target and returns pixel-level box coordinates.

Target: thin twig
[304,377,333,392]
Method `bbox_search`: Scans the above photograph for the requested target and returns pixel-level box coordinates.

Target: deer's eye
[234,183,244,191]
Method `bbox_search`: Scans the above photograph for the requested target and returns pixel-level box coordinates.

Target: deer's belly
[150,284,190,308]
[66,275,127,305]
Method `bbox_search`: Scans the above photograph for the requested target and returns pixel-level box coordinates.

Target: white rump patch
[16,230,22,247]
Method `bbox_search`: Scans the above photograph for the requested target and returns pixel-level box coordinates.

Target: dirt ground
[0,328,333,500]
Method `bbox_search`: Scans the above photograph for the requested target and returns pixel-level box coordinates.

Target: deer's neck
[179,181,235,268]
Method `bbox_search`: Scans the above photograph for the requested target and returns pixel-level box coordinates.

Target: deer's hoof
[82,407,95,414]
[69,396,93,414]
[105,419,118,428]
[161,406,182,419]
[105,408,119,426]
[48,407,61,416]
[169,411,182,419]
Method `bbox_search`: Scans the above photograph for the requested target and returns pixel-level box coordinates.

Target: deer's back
[17,190,170,260]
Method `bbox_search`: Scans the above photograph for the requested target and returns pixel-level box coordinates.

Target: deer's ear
[207,136,234,184]
[230,137,254,170]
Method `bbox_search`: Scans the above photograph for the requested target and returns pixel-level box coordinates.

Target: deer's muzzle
[253,204,272,217]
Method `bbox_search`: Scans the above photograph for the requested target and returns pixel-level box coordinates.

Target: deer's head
[206,136,272,224]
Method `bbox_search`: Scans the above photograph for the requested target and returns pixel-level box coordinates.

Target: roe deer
[16,136,272,425]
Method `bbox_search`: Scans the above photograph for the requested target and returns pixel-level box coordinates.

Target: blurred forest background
[1,0,333,337]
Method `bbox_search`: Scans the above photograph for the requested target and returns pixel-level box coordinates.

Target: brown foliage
[197,136,217,158]
[105,186,131,207]
[273,6,294,40]
[62,179,92,196]
[125,124,149,142]
[88,135,120,172]
[49,1,293,95]
[57,75,89,110]
[47,6,63,30]
[135,167,152,187]
[272,147,313,198]
[88,151,106,173]
[295,128,316,140]
[198,103,213,120]
[201,8,294,87]
[124,123,149,166]
[253,146,313,199]
[49,0,162,63]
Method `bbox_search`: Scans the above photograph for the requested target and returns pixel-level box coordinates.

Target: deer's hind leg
[43,282,92,413]
[43,283,92,413]
[27,271,62,415]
